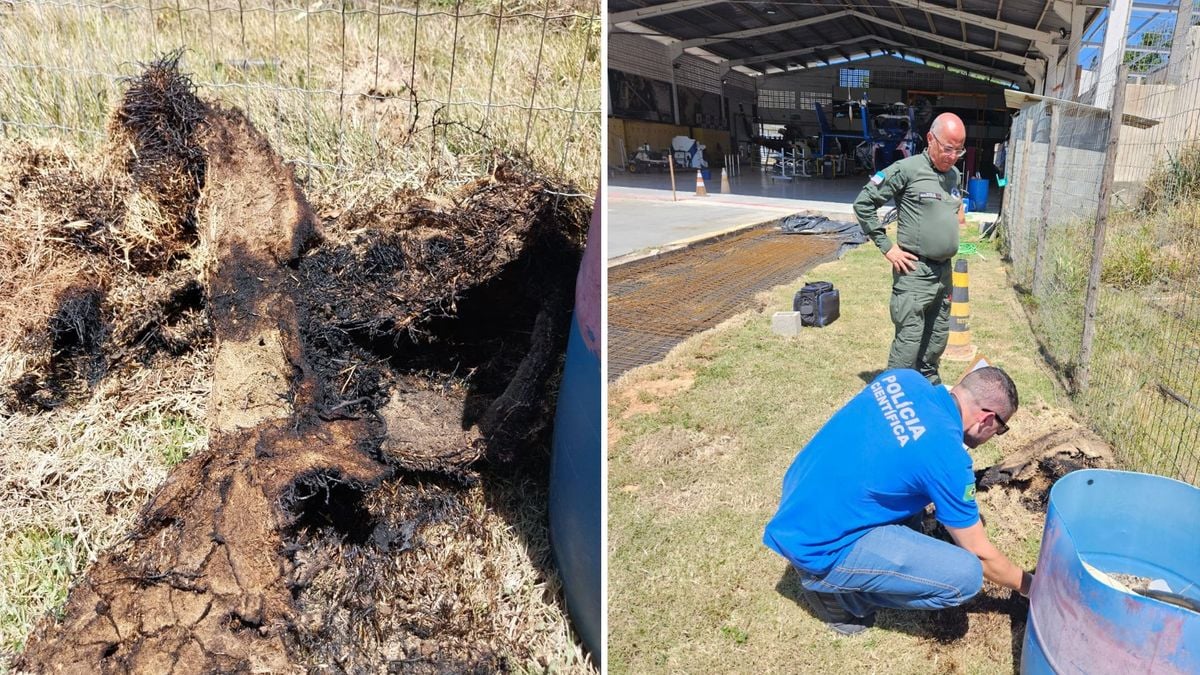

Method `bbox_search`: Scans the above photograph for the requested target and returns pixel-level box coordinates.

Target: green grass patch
[720,624,749,645]
[153,412,207,467]
[0,528,79,656]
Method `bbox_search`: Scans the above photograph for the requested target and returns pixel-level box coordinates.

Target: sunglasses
[929,132,967,159]
[982,408,1010,436]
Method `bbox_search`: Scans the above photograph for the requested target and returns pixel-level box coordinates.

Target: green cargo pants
[887,258,952,384]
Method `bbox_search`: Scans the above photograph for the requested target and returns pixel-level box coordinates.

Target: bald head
[926,113,966,171]
[957,366,1018,421]
[930,113,965,139]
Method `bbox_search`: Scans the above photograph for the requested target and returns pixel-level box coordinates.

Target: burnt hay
[975,429,1115,511]
[298,170,587,461]
[112,49,208,253]
[2,55,219,412]
[10,56,590,672]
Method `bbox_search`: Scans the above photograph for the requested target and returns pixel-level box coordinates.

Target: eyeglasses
[929,132,967,159]
[982,408,1010,436]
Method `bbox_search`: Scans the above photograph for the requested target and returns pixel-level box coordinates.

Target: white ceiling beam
[1081,41,1170,54]
[608,0,725,25]
[678,9,852,48]
[729,35,877,66]
[871,36,1030,85]
[889,0,1057,44]
[848,10,1034,67]
[674,5,1038,70]
[1052,1,1075,23]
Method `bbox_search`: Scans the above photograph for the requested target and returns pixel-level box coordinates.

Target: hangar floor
[607,164,1000,261]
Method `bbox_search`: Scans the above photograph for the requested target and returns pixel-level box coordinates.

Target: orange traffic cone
[720,167,731,194]
[695,169,708,197]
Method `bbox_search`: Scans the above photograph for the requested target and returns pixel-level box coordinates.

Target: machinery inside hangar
[608,0,1113,203]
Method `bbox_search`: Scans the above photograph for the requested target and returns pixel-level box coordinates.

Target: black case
[792,281,840,327]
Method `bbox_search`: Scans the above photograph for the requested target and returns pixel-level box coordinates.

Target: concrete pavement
[607,167,1000,262]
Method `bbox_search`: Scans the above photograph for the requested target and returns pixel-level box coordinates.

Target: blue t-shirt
[763,369,980,576]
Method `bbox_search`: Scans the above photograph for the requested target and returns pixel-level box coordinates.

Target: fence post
[1078,64,1130,394]
[1033,103,1060,296]
[1014,111,1035,262]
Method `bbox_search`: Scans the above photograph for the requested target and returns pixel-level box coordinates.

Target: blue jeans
[799,524,983,618]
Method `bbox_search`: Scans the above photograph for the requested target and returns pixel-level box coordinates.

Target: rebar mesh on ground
[608,225,841,381]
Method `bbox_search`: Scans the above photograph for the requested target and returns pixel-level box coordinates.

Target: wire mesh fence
[0,0,601,193]
[1005,46,1200,485]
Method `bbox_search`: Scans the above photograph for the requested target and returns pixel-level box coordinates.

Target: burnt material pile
[976,429,1116,510]
[2,54,212,413]
[8,57,587,672]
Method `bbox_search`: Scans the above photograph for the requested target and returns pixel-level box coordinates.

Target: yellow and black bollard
[944,258,977,361]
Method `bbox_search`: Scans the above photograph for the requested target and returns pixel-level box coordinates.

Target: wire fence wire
[1004,34,1200,486]
[0,0,601,192]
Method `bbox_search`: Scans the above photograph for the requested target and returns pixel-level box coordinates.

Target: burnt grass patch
[7,56,590,672]
[4,53,216,412]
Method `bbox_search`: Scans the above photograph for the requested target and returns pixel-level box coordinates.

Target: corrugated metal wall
[675,54,723,95]
[609,34,675,82]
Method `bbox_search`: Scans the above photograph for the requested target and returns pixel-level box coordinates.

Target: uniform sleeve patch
[870,171,886,186]
[963,483,977,501]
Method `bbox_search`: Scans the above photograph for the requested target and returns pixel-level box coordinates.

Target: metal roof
[608,0,1107,88]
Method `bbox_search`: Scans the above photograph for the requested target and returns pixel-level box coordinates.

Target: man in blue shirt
[763,366,1033,635]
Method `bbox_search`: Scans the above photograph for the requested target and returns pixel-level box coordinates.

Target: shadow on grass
[774,565,1027,674]
[856,369,884,384]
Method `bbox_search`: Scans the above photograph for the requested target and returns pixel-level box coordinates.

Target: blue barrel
[967,178,990,211]
[549,193,601,663]
[1022,469,1200,674]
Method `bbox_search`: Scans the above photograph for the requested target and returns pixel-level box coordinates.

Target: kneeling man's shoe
[800,588,876,636]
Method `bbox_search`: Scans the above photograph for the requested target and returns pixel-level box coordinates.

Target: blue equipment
[814,100,917,173]
[549,196,602,663]
[1022,469,1199,674]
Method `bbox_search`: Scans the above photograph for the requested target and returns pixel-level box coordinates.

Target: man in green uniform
[854,113,967,385]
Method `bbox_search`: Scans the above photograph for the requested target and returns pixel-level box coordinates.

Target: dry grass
[608,226,1091,674]
[0,132,211,660]
[0,0,601,199]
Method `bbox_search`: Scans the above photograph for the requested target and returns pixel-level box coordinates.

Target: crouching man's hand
[947,521,1031,597]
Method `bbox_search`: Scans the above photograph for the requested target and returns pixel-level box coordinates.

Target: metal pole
[1033,104,1061,296]
[668,152,677,201]
[1079,65,1130,393]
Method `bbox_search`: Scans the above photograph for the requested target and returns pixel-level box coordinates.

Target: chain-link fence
[1004,42,1200,485]
[0,0,601,193]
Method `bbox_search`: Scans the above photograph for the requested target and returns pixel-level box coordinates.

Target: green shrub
[1138,143,1200,214]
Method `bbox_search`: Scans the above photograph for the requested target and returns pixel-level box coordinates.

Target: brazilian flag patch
[963,483,977,501]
